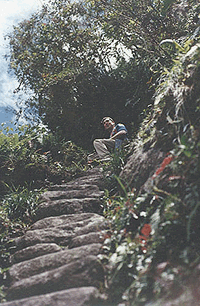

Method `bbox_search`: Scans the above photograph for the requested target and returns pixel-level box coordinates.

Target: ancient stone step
[10,243,62,264]
[40,184,104,202]
[69,231,105,249]
[35,197,103,220]
[63,174,105,190]
[2,167,108,305]
[6,255,104,300]
[31,213,105,230]
[8,244,102,282]
[49,180,104,191]
[13,213,107,251]
[12,227,73,251]
[2,286,106,306]
[51,167,105,191]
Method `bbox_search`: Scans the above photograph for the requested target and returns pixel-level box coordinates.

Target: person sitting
[92,117,128,161]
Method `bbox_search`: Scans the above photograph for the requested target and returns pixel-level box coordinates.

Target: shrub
[2,184,42,222]
[0,123,89,196]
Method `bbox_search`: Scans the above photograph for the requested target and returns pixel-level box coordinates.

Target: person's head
[101,117,115,131]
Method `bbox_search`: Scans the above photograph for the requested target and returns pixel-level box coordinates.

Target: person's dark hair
[101,117,114,124]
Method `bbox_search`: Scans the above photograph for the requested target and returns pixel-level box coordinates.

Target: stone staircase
[2,167,109,306]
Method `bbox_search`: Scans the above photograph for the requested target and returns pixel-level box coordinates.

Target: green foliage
[7,0,200,148]
[86,0,200,66]
[100,39,200,304]
[0,286,6,304]
[3,1,200,304]
[101,143,200,303]
[102,144,131,195]
[101,189,152,304]
[8,0,155,148]
[2,184,42,222]
[0,123,88,195]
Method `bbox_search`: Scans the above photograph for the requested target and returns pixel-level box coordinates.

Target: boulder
[120,147,165,191]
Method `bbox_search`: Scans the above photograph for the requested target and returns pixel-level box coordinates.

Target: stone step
[6,255,104,301]
[10,243,62,264]
[31,213,105,230]
[65,175,105,190]
[13,213,107,251]
[69,231,105,249]
[9,244,102,282]
[40,185,104,202]
[48,168,105,191]
[1,286,106,306]
[35,197,103,220]
[3,168,108,305]
[48,181,104,191]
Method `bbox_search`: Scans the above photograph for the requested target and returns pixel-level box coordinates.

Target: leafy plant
[0,123,90,196]
[2,184,42,222]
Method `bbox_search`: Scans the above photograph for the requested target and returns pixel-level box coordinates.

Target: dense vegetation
[101,40,200,305]
[1,0,200,304]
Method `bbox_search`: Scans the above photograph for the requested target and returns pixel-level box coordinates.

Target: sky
[0,0,48,126]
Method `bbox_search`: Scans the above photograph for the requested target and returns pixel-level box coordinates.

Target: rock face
[2,167,108,306]
[120,147,165,192]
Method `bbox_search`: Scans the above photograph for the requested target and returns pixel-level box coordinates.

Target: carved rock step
[13,213,107,251]
[9,244,102,282]
[10,243,62,264]
[6,255,104,301]
[50,178,104,191]
[2,287,106,306]
[48,180,103,191]
[40,184,104,202]
[3,168,108,305]
[32,213,105,230]
[65,175,105,190]
[35,197,103,220]
[49,167,105,191]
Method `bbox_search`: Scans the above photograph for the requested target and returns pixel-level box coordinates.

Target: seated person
[93,117,128,161]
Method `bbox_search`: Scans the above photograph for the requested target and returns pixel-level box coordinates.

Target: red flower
[139,224,152,253]
[141,224,151,237]
[139,235,148,241]
[152,154,173,179]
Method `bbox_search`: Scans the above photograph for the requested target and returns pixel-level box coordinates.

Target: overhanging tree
[9,0,200,148]
[8,0,156,148]
[85,0,200,66]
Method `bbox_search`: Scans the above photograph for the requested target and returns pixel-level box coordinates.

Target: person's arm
[110,130,127,140]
